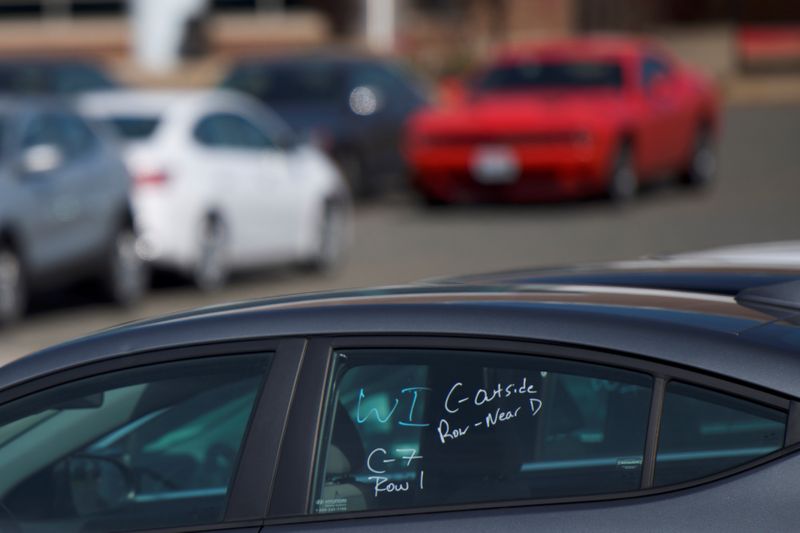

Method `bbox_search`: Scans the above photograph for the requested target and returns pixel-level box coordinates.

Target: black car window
[222,62,341,102]
[194,112,273,150]
[654,381,786,487]
[54,64,115,94]
[312,349,652,514]
[476,61,624,92]
[0,353,271,532]
[0,65,48,93]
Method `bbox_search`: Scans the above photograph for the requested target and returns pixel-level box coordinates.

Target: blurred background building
[0,0,798,88]
[1,0,799,360]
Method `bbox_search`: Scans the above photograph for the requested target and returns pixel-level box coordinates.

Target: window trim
[0,337,306,532]
[268,334,795,524]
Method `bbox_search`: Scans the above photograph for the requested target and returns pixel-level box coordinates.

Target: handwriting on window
[354,377,545,498]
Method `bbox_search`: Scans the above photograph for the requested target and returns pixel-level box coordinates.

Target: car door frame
[265,334,800,526]
[0,336,307,533]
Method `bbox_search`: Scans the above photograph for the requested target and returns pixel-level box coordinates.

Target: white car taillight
[135,170,169,187]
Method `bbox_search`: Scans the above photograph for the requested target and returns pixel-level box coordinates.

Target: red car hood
[411,90,627,136]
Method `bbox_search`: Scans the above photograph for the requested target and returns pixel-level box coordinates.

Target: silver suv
[0,99,146,325]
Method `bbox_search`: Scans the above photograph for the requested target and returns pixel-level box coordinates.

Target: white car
[79,89,352,289]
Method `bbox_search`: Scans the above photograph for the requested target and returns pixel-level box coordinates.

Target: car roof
[78,89,247,117]
[2,280,799,397]
[0,96,77,113]
[0,56,104,68]
[440,241,800,296]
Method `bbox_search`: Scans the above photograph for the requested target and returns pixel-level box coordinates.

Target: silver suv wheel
[194,220,229,291]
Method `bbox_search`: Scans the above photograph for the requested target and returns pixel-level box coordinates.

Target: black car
[0,57,117,96]
[0,268,798,532]
[221,52,429,198]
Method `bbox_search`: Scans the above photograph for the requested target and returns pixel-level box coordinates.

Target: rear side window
[312,349,653,514]
[654,381,786,487]
[223,63,341,102]
[194,112,273,150]
[0,353,271,532]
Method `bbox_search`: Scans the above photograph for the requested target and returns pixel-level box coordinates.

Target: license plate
[471,145,520,185]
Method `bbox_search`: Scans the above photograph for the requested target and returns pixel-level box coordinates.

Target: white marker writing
[437,418,469,443]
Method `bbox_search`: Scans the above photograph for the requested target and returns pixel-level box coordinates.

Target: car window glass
[55,64,115,94]
[0,65,48,93]
[313,349,652,515]
[58,113,98,159]
[654,381,786,487]
[477,61,624,92]
[107,116,161,141]
[642,55,671,89]
[194,113,273,150]
[223,63,341,102]
[0,353,271,532]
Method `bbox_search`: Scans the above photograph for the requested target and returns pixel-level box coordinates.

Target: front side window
[0,353,271,532]
[21,112,62,150]
[654,381,786,487]
[58,114,98,159]
[312,349,652,514]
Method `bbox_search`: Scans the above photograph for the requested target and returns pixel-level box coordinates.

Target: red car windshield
[476,61,624,92]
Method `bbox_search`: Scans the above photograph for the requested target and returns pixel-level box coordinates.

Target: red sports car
[405,37,720,204]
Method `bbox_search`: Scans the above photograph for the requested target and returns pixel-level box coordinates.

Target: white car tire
[307,201,348,273]
[193,218,230,291]
[104,227,148,308]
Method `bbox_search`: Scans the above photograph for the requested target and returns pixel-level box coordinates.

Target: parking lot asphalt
[1,103,799,363]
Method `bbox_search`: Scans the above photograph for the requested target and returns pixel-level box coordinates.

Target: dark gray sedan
[0,269,798,532]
